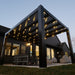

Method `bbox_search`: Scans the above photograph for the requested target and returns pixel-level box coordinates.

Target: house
[0,5,74,68]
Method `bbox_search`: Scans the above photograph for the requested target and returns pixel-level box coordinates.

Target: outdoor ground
[0,64,75,75]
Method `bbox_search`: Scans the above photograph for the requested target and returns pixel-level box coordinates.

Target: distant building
[0,5,74,68]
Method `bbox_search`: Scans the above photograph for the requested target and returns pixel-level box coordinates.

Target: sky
[0,0,75,52]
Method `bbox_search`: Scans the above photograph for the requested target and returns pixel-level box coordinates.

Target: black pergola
[1,5,74,68]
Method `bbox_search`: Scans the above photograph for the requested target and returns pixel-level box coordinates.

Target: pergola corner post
[66,30,74,63]
[10,43,13,56]
[19,44,21,55]
[38,5,47,68]
[0,34,7,65]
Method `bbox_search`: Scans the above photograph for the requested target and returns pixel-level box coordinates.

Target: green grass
[0,64,75,75]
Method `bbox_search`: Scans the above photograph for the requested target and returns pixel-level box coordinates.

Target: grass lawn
[0,64,75,75]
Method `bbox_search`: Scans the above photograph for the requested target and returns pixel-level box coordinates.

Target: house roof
[0,25,10,35]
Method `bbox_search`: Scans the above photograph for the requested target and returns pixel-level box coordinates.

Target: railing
[13,55,28,65]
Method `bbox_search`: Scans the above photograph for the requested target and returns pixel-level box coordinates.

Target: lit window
[18,24,22,31]
[17,38,19,40]
[26,43,31,46]
[36,45,39,57]
[51,48,54,58]
[47,48,50,59]
[8,33,10,35]
[17,34,19,37]
[23,31,25,34]
[65,52,68,56]
[30,45,32,56]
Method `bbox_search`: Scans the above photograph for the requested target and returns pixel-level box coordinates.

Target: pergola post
[1,35,7,65]
[32,43,36,57]
[10,43,13,56]
[19,44,21,55]
[38,5,47,68]
[66,30,74,63]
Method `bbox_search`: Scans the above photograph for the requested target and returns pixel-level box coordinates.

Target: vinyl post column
[66,30,74,63]
[38,5,47,68]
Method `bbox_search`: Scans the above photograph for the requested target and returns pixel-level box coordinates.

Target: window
[5,42,11,56]
[30,45,32,56]
[47,48,50,59]
[21,45,26,54]
[36,45,39,57]
[51,48,54,58]
[12,44,20,56]
[65,52,68,56]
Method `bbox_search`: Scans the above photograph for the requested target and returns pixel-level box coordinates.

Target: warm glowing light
[29,27,31,31]
[36,29,38,32]
[13,36,15,38]
[43,11,46,15]
[46,33,49,36]
[28,33,32,35]
[53,26,57,29]
[44,17,48,22]
[13,29,16,34]
[36,23,38,27]
[44,37,47,40]
[28,17,30,21]
[25,20,28,27]
[52,34,55,37]
[46,30,48,32]
[17,38,19,40]
[33,24,35,26]
[26,43,31,46]
[55,30,58,32]
[52,20,57,24]
[33,15,36,21]
[44,24,47,28]
[36,34,38,36]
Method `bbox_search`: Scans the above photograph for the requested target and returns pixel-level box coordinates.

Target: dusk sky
[0,0,75,52]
